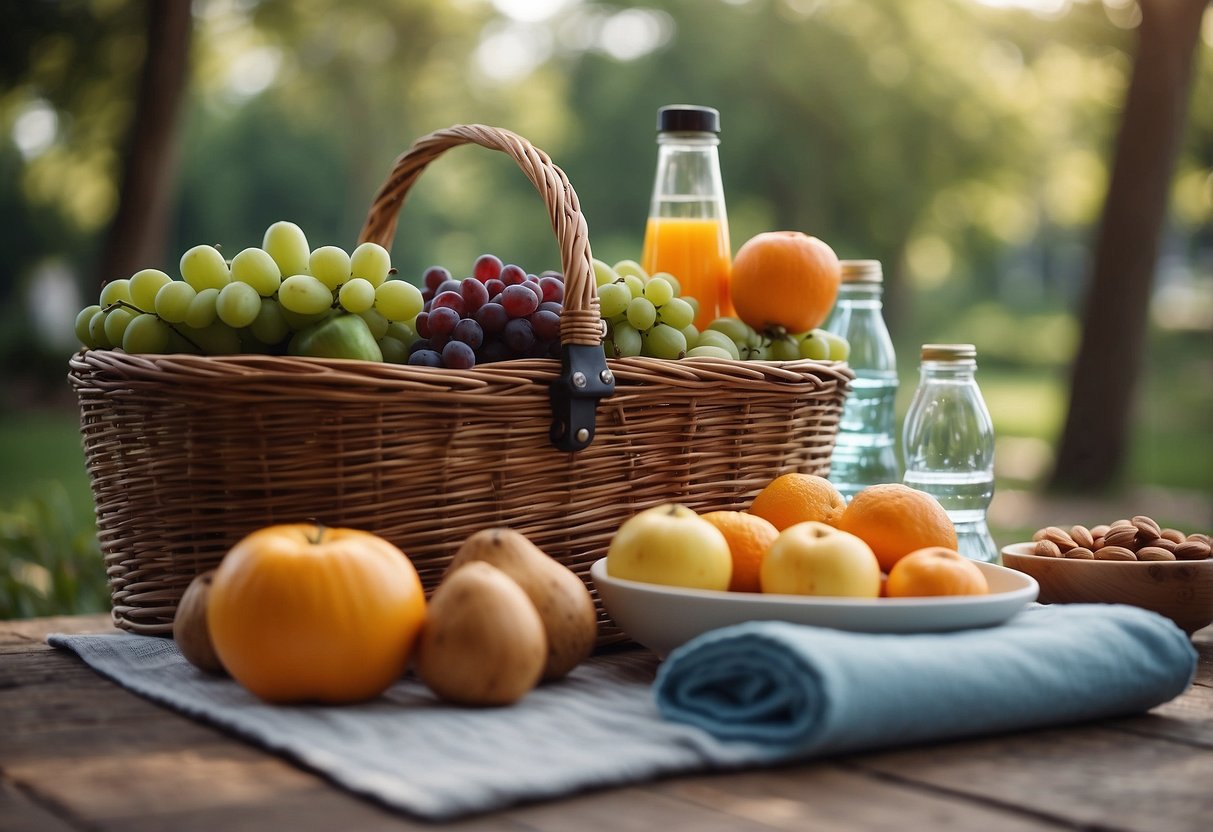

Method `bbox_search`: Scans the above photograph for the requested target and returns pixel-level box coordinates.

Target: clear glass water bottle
[641,104,733,330]
[902,344,998,563]
[823,260,899,501]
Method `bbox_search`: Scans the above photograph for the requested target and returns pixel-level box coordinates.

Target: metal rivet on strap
[575,428,590,443]
[600,369,614,384]
[572,371,587,388]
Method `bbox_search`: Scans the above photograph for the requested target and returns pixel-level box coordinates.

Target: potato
[415,561,547,706]
[450,528,596,681]
[172,570,226,674]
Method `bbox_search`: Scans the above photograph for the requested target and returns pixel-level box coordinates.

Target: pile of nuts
[1033,516,1212,561]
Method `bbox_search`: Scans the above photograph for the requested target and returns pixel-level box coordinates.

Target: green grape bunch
[594,258,697,360]
[592,258,849,362]
[73,221,424,362]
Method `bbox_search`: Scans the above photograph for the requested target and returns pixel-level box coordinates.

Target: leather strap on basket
[357,124,613,452]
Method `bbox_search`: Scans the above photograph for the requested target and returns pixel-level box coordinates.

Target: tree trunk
[95,0,191,289]
[1049,0,1206,492]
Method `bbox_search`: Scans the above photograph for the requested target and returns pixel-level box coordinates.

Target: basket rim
[68,348,856,390]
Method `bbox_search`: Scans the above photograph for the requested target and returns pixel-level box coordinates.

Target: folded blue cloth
[655,603,1197,759]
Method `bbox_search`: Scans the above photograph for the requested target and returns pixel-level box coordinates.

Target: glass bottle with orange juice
[641,105,733,330]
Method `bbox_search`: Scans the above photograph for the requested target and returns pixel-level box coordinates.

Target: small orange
[886,547,989,597]
[749,473,847,531]
[729,231,841,334]
[701,511,779,593]
[836,483,957,573]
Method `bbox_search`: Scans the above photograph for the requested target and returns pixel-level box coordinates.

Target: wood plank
[0,614,112,646]
[1193,640,1213,686]
[6,741,519,832]
[1115,683,1213,748]
[0,778,81,832]
[845,726,1213,832]
[507,785,787,832]
[648,767,1063,831]
[0,644,521,832]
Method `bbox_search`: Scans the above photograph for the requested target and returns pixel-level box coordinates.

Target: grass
[0,408,94,522]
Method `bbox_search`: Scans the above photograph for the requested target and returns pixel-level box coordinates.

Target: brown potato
[449,528,596,681]
[415,561,546,706]
[172,571,226,674]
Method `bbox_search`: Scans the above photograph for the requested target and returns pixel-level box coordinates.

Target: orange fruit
[835,483,958,573]
[729,231,841,334]
[886,547,989,597]
[749,473,847,531]
[701,511,779,593]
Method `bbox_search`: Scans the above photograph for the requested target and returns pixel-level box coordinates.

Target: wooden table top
[2,613,1211,831]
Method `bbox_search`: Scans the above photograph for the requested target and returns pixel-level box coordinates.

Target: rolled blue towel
[654,603,1196,760]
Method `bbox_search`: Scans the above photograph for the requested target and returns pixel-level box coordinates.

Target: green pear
[289,313,383,362]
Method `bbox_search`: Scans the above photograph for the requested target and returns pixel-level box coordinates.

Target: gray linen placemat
[48,633,733,820]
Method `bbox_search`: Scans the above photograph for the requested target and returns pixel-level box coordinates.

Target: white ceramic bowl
[590,558,1038,658]
[1001,542,1213,635]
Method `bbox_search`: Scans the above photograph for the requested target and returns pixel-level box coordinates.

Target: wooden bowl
[1001,542,1213,635]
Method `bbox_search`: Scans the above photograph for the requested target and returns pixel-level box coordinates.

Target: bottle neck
[918,359,977,382]
[649,132,726,218]
[835,282,884,305]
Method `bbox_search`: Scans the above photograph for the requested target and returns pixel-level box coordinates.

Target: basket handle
[358,124,602,348]
[358,124,614,452]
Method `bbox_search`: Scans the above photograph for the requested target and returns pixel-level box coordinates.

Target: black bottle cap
[657,105,720,134]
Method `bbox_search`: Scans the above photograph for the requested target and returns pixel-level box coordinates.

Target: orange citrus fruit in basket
[701,511,779,593]
[836,484,958,573]
[749,473,847,531]
[729,231,841,334]
[886,547,989,598]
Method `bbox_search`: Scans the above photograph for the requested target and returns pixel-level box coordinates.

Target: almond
[1032,527,1048,542]
[1144,537,1177,553]
[1132,515,1162,540]
[1090,524,1111,539]
[1065,547,1095,560]
[1136,546,1176,562]
[1035,539,1062,558]
[1189,533,1211,548]
[1043,526,1077,551]
[1069,525,1095,550]
[1095,545,1137,561]
[1160,528,1186,544]
[1104,525,1140,549]
[1175,540,1212,561]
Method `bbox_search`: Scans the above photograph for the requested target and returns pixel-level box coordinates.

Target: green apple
[606,504,732,591]
[289,313,383,362]
[761,521,881,597]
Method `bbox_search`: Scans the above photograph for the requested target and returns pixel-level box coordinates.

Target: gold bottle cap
[839,260,882,283]
[920,343,977,361]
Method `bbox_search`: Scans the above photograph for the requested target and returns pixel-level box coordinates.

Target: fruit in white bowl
[606,504,732,591]
[760,521,881,598]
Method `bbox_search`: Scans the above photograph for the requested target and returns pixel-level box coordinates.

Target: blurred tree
[0,1,148,303]
[1051,0,1208,491]
[97,0,191,289]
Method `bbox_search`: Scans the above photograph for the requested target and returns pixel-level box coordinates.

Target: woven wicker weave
[68,124,853,646]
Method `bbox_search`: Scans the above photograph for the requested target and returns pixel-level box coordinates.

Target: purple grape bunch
[407,254,565,369]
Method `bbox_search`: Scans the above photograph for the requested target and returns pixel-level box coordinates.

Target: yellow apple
[760,521,881,597]
[606,504,732,590]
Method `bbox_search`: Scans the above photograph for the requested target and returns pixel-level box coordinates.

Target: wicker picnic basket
[68,124,853,646]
